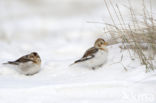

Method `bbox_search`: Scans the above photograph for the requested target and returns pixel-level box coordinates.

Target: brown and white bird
[3,52,41,75]
[72,38,108,70]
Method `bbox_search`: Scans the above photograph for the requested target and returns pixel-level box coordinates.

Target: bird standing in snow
[72,38,108,70]
[3,52,41,75]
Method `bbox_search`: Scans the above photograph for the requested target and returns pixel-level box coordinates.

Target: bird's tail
[3,61,18,65]
[69,59,84,67]
[69,63,75,67]
[69,56,93,67]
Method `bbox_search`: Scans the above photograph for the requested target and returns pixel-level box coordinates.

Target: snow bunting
[3,52,41,75]
[72,38,108,70]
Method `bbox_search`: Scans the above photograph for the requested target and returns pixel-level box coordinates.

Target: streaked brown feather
[82,47,98,58]
[15,57,33,63]
[74,47,98,64]
[10,54,34,64]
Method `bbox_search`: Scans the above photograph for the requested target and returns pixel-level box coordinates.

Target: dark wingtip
[74,60,81,63]
[3,61,18,65]
[69,60,80,67]
[2,62,9,65]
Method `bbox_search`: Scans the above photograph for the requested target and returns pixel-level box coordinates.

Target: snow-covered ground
[0,0,156,103]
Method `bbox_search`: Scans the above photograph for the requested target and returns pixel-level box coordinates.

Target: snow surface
[0,40,156,103]
[0,0,156,103]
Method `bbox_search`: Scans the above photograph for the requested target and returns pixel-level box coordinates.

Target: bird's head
[94,38,108,48]
[28,52,41,64]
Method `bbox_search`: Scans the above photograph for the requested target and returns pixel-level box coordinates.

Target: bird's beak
[104,42,108,46]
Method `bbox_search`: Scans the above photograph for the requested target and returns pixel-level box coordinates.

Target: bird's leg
[26,74,33,76]
[92,67,96,70]
[98,64,103,68]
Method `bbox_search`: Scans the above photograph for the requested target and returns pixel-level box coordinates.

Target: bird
[3,52,41,76]
[71,38,108,70]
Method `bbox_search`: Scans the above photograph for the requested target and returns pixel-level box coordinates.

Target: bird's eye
[33,53,37,56]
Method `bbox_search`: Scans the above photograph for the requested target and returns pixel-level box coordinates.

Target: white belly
[18,62,41,75]
[84,50,108,68]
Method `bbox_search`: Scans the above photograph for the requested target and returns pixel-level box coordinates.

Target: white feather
[83,49,108,68]
[18,61,41,75]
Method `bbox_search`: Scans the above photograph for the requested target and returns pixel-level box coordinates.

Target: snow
[0,41,156,103]
[0,0,156,103]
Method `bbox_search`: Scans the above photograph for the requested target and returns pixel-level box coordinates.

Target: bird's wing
[14,55,33,63]
[82,47,98,58]
[3,57,31,65]
[15,55,33,63]
[3,54,33,65]
[74,47,98,63]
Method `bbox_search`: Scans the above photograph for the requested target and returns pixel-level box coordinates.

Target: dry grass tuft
[103,0,156,72]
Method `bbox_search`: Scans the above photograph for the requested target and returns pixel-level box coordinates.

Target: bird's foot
[92,67,96,70]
